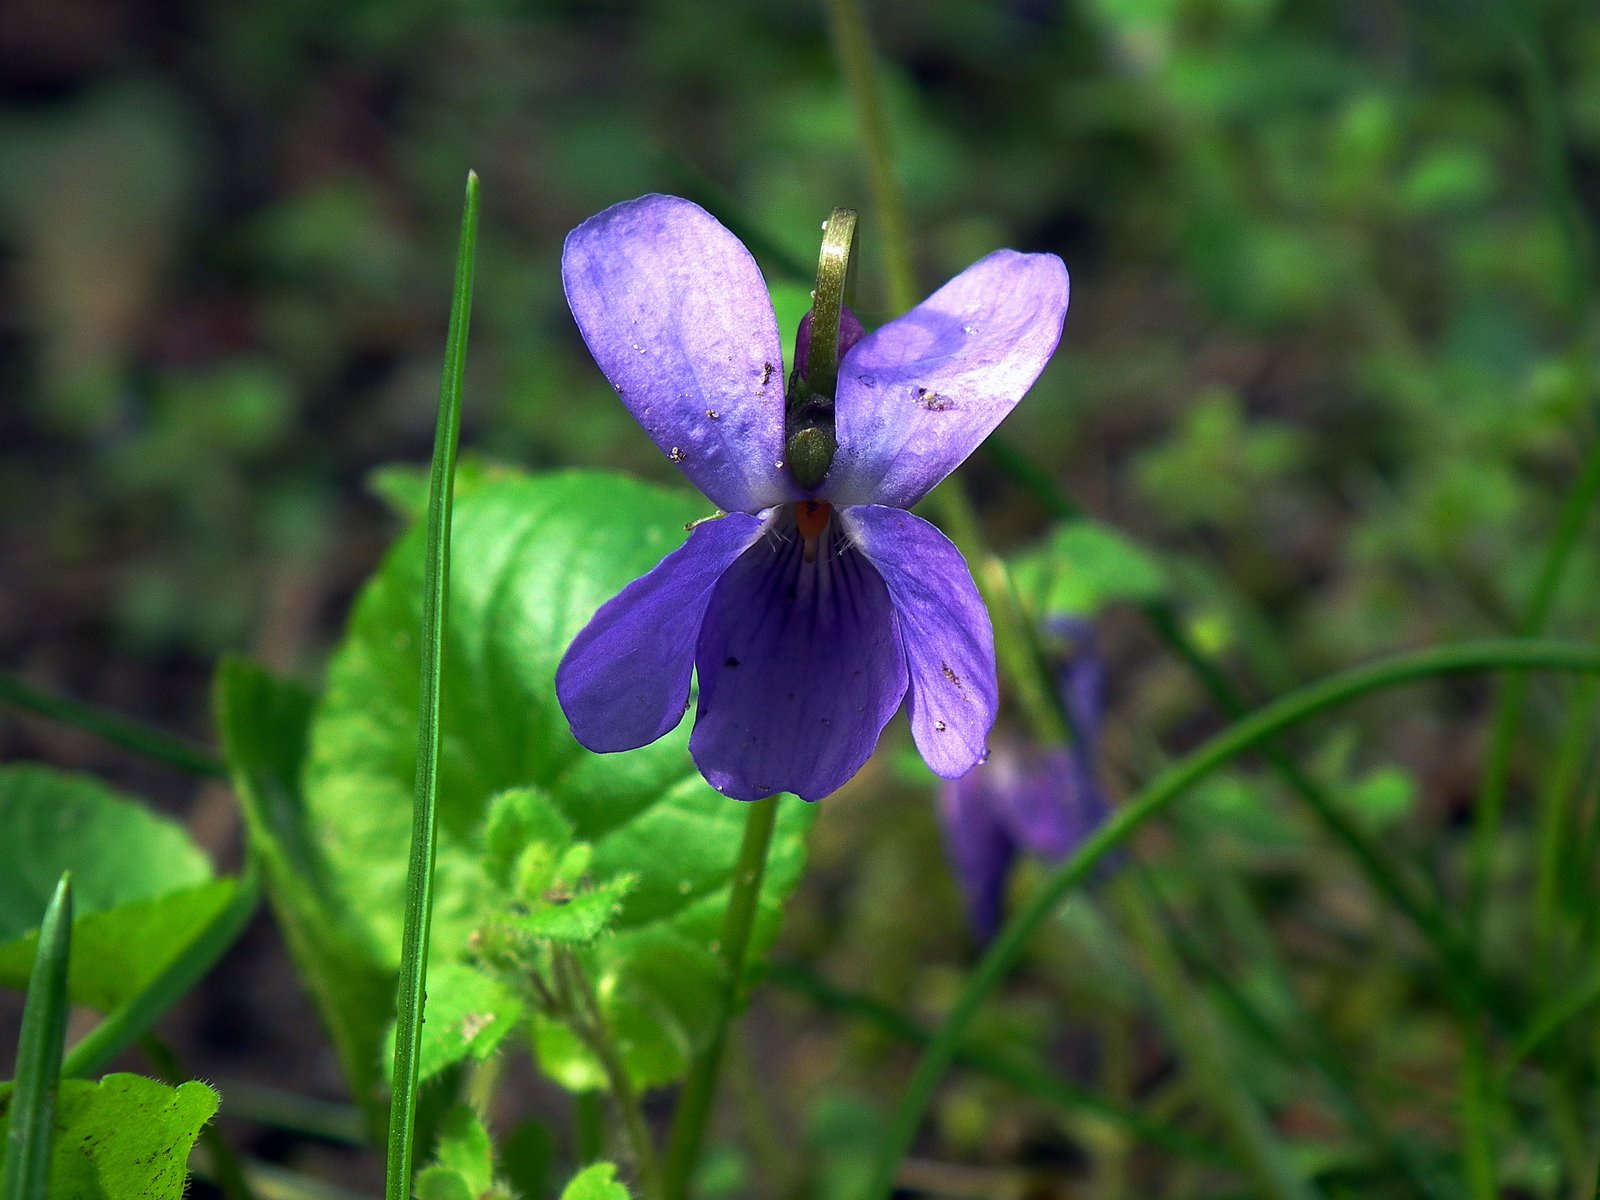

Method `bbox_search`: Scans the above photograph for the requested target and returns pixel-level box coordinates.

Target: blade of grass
[0,669,224,779]
[61,866,260,1079]
[859,639,1600,1200]
[2,873,73,1200]
[1113,875,1315,1200]
[1138,838,1459,1199]
[983,434,1496,1017]
[766,962,1230,1166]
[384,169,479,1200]
[1468,0,1599,933]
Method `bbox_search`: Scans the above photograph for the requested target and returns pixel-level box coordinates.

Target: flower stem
[661,795,780,1200]
[820,0,915,316]
[823,0,1072,753]
[859,639,1600,1200]
[557,950,663,1197]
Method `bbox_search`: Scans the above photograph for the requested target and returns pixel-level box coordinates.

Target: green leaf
[367,455,511,524]
[478,789,638,947]
[507,875,636,945]
[0,1074,217,1200]
[1010,519,1167,620]
[414,1104,508,1200]
[0,766,210,941]
[214,657,393,1126]
[559,1162,631,1200]
[0,766,231,1013]
[382,962,523,1086]
[303,470,815,1091]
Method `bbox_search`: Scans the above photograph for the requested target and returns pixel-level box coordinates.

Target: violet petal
[562,194,798,513]
[691,513,908,802]
[794,305,867,382]
[992,745,1095,861]
[939,767,1019,940]
[557,512,765,752]
[827,250,1069,508]
[843,505,997,777]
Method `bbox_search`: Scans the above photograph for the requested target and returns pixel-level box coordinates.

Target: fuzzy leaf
[559,1162,632,1200]
[302,470,815,1091]
[0,1074,217,1199]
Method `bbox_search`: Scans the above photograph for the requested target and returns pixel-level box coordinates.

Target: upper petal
[562,195,798,512]
[842,505,997,777]
[690,510,908,802]
[556,512,765,752]
[826,250,1069,508]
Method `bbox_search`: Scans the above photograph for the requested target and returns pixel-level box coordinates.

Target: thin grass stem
[383,169,478,1200]
[1,873,73,1200]
[860,639,1600,1200]
[0,670,225,778]
[766,961,1230,1166]
[1114,876,1314,1200]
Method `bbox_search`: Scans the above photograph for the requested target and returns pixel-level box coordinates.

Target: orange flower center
[795,500,833,562]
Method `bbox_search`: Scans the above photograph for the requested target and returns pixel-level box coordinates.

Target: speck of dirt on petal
[915,386,951,411]
[725,656,741,668]
[941,662,963,688]
[934,720,948,732]
[668,446,686,463]
[706,408,720,419]
[761,362,774,386]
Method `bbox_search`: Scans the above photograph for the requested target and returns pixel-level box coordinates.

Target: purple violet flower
[939,623,1109,938]
[555,194,1070,802]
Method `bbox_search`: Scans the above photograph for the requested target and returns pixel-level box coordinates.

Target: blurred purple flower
[939,624,1109,938]
[555,194,1069,802]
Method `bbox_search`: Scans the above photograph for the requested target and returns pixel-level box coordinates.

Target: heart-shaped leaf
[0,765,232,1013]
[303,469,816,1090]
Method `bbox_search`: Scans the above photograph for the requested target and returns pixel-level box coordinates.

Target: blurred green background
[2,0,1599,1194]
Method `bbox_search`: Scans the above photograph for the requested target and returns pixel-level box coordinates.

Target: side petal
[843,506,997,777]
[557,512,765,753]
[691,518,908,802]
[562,194,797,513]
[827,250,1068,508]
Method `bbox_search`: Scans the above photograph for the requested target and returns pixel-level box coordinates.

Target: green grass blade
[60,867,259,1079]
[766,962,1230,1166]
[860,638,1600,1200]
[2,872,74,1200]
[985,434,1489,1005]
[0,669,224,779]
[384,168,479,1200]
